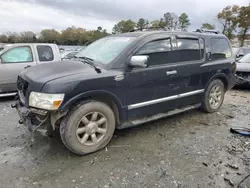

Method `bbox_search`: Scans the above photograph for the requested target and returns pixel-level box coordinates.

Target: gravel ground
[0,89,250,188]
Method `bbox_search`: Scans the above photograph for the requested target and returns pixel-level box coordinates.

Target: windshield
[76,37,136,65]
[239,53,250,63]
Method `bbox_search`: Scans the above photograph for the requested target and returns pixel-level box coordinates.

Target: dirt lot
[0,90,250,188]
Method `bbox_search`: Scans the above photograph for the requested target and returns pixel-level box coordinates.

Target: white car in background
[235,53,250,87]
[0,43,61,96]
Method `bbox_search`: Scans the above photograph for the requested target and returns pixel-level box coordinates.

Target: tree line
[112,12,191,33]
[0,26,109,45]
[0,3,249,46]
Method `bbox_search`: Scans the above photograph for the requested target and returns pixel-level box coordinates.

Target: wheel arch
[206,73,229,91]
[59,90,125,125]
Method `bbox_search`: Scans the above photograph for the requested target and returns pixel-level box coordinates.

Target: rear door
[0,45,36,93]
[170,35,206,108]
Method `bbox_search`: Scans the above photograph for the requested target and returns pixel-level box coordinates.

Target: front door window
[1,46,33,63]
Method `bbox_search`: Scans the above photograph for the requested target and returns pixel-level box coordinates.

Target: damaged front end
[13,76,67,136]
[12,97,67,136]
[235,72,250,87]
[12,99,49,135]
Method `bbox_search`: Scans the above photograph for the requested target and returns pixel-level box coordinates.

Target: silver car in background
[235,53,250,87]
[0,43,61,97]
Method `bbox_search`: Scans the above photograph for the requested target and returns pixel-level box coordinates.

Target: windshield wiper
[73,56,101,73]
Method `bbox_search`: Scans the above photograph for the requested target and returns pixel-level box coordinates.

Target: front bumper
[13,99,33,132]
[13,96,50,133]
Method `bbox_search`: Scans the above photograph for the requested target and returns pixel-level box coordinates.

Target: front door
[0,45,36,93]
[126,37,180,120]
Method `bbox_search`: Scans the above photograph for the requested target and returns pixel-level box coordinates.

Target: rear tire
[201,79,225,113]
[60,100,116,155]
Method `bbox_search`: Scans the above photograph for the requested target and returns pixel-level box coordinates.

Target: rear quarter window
[37,45,54,62]
[211,38,232,60]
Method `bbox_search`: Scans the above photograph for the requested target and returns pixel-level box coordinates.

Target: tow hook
[11,103,17,108]
[18,119,24,124]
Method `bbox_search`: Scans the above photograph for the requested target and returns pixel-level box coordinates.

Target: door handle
[166,70,177,75]
[24,65,31,69]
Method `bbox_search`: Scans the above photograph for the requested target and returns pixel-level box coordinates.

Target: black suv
[13,31,236,155]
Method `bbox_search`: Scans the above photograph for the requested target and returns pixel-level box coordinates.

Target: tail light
[232,62,237,73]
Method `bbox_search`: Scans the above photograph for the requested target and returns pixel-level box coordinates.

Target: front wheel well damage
[53,94,121,129]
[90,94,121,125]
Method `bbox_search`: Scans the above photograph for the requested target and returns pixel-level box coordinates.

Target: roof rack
[195,29,219,34]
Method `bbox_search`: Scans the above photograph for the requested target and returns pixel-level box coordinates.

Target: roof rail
[129,27,168,32]
[195,29,219,34]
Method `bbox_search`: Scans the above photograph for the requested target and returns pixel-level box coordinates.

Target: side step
[119,104,200,129]
[0,92,17,97]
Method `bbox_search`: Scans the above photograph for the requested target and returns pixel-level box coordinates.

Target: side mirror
[128,55,148,68]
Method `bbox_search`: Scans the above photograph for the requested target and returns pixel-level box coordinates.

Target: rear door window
[176,38,202,62]
[37,45,54,62]
[211,38,232,60]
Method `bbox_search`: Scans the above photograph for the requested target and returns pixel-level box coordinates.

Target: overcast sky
[0,0,249,34]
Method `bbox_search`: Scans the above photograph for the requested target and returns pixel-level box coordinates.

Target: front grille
[17,76,29,103]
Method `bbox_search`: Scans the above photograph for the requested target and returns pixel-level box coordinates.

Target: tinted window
[211,38,231,60]
[1,46,33,63]
[136,39,173,66]
[37,45,54,62]
[176,38,201,62]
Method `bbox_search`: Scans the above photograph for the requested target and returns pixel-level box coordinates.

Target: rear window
[37,45,54,62]
[211,38,232,60]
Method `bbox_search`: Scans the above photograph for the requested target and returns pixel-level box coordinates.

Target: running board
[0,92,17,97]
[118,104,201,129]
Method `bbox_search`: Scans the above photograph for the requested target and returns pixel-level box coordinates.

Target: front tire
[60,100,116,155]
[201,79,225,113]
